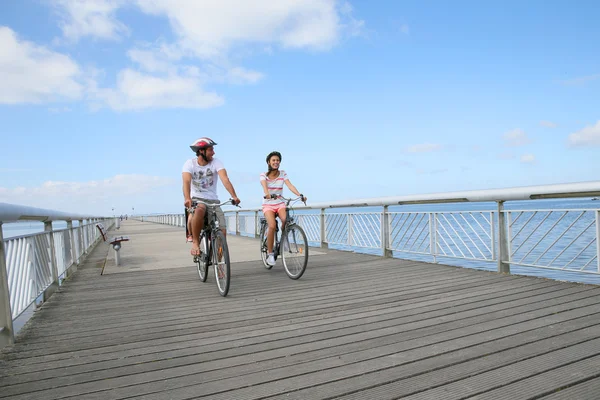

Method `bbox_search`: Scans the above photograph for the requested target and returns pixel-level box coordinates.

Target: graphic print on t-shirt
[202,168,214,189]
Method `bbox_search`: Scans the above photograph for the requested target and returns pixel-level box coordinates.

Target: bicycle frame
[260,195,304,257]
[189,198,238,296]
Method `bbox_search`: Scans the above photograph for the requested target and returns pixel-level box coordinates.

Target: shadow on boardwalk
[2,220,600,399]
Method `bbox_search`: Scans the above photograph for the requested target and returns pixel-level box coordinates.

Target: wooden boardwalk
[2,220,600,399]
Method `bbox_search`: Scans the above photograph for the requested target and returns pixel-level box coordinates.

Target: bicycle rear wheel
[213,230,231,296]
[281,224,308,280]
[196,232,209,282]
[259,223,272,269]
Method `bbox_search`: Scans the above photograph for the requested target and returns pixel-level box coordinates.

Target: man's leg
[191,204,206,256]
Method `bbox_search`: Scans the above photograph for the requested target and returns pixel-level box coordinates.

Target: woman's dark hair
[266,151,282,176]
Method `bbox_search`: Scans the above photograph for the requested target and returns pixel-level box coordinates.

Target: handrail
[0,202,103,223]
[229,181,600,212]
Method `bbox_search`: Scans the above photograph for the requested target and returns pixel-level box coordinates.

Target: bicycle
[188,198,239,297]
[259,195,309,279]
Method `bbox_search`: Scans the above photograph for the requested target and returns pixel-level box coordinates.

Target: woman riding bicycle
[260,151,307,266]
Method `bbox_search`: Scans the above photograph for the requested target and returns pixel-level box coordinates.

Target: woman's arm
[285,179,306,201]
[260,179,271,198]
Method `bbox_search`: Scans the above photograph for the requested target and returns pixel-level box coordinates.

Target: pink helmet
[190,137,217,152]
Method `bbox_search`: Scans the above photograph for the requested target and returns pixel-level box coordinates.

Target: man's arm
[182,172,192,207]
[218,169,240,204]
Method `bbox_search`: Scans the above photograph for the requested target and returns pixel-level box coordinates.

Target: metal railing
[143,181,600,279]
[1,203,112,348]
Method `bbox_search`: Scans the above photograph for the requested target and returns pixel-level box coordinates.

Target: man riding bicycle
[182,137,241,256]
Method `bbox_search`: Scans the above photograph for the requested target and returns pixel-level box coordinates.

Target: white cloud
[561,73,600,87]
[568,120,600,147]
[540,120,557,128]
[0,26,85,104]
[48,106,72,113]
[11,1,363,110]
[134,0,355,56]
[227,67,264,85]
[92,69,224,111]
[406,143,443,153]
[54,0,128,42]
[0,174,174,213]
[503,128,531,147]
[127,48,174,73]
[520,154,536,164]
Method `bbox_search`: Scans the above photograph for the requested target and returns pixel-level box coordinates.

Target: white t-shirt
[260,170,288,205]
[182,157,225,201]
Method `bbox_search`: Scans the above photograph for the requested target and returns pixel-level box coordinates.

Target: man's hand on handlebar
[231,197,241,206]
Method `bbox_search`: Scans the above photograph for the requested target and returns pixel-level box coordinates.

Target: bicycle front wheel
[212,230,231,296]
[281,224,308,280]
[196,232,209,282]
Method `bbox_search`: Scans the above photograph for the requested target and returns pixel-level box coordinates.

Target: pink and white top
[260,170,288,205]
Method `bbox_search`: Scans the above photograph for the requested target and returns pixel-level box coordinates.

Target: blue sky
[0,0,599,215]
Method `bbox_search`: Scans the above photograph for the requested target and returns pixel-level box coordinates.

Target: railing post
[255,211,259,238]
[596,211,600,273]
[320,208,328,249]
[0,223,15,348]
[235,212,240,236]
[497,201,511,274]
[490,211,496,261]
[347,214,353,246]
[78,219,84,261]
[44,222,60,285]
[429,212,437,263]
[382,206,392,257]
[67,220,77,272]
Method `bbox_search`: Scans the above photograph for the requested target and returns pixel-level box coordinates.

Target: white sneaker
[266,253,276,266]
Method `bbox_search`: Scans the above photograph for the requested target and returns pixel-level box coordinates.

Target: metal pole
[596,211,600,273]
[348,214,353,246]
[0,223,15,348]
[78,219,84,260]
[115,248,121,266]
[320,208,328,249]
[429,213,437,263]
[490,211,496,261]
[67,220,77,273]
[44,222,59,285]
[382,206,392,257]
[255,211,259,238]
[497,201,511,274]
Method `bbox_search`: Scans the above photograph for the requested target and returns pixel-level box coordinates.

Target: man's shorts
[192,198,227,229]
[262,202,286,214]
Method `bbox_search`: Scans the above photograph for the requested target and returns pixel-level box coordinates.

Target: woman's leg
[276,207,286,231]
[263,210,277,253]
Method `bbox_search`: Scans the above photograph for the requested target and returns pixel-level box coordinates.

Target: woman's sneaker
[266,253,276,266]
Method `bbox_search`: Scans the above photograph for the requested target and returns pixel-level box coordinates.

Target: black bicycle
[189,199,238,297]
[259,195,309,279]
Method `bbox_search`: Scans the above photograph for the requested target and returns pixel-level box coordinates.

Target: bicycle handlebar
[269,194,307,206]
[188,198,240,213]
